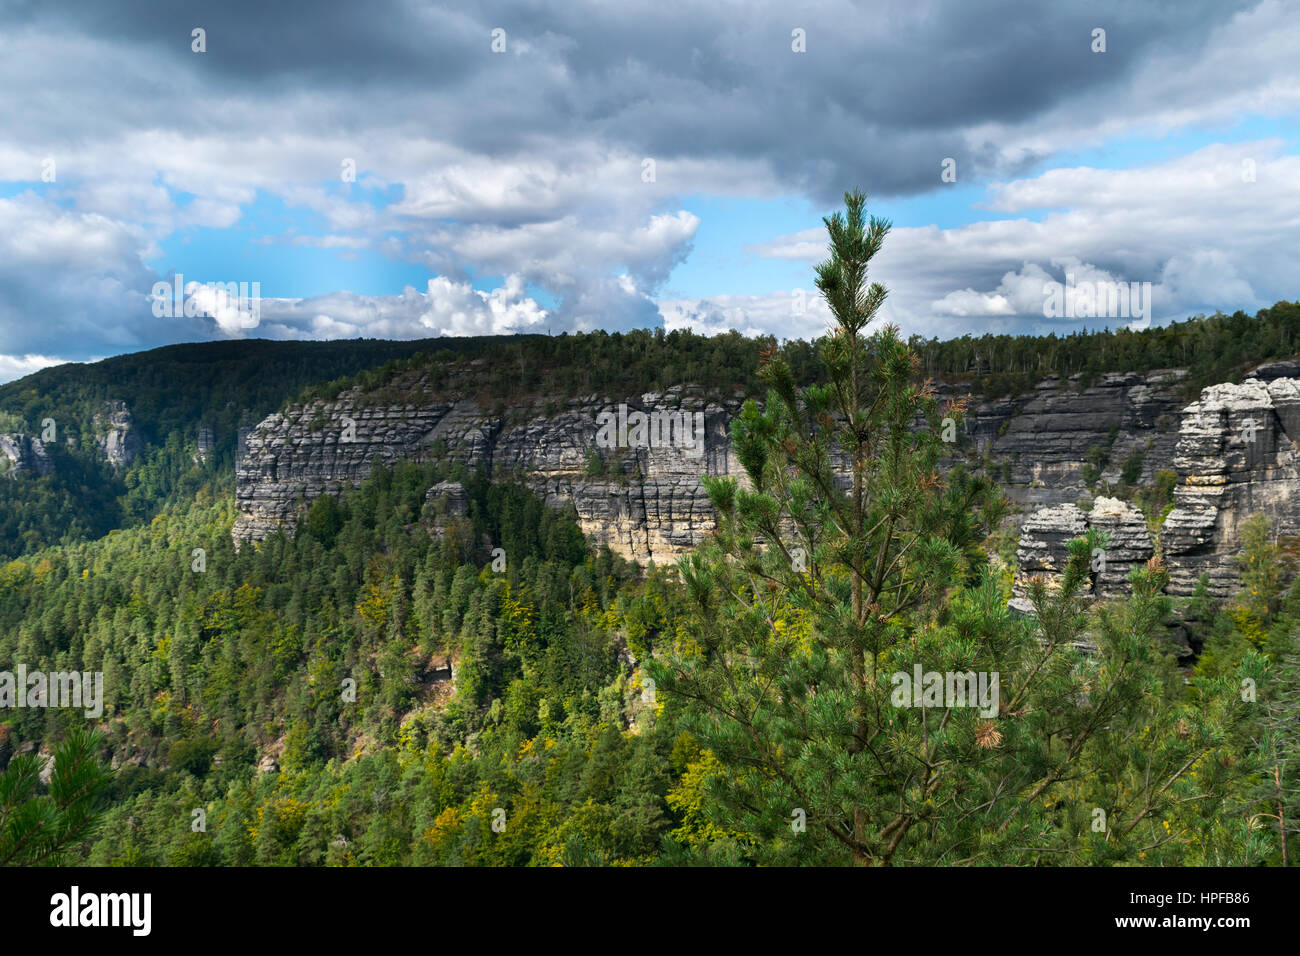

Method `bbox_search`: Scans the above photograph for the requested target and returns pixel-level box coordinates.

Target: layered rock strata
[234,372,740,565]
[1161,376,1300,595]
[233,362,1300,594]
[94,400,142,467]
[1013,497,1153,602]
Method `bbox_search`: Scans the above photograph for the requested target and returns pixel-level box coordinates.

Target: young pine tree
[656,190,1005,864]
[655,191,1255,865]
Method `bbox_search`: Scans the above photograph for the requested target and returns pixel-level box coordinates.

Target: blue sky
[137,110,1300,302]
[0,0,1298,381]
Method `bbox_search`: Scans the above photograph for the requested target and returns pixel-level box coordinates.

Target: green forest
[2,197,1300,866]
[2,301,1299,563]
[2,451,1296,865]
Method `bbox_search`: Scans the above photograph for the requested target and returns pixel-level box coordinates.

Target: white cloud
[428,210,699,285]
[244,275,548,341]
[728,141,1300,340]
[181,282,264,336]
[0,0,1297,355]
[659,290,833,340]
[0,193,165,355]
[0,353,75,386]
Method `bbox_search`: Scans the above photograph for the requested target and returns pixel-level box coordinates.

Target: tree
[656,190,1005,863]
[303,493,346,549]
[1251,647,1300,865]
[0,728,112,866]
[1237,513,1286,629]
[654,190,1254,866]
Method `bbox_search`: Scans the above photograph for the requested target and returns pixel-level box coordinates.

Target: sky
[0,0,1298,383]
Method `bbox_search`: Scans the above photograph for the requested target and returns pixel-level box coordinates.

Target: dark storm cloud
[5,0,1257,200]
[6,0,480,87]
[0,0,1291,373]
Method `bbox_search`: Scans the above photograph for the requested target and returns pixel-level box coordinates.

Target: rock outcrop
[1161,376,1300,595]
[232,358,1300,595]
[0,433,52,477]
[1014,497,1153,602]
[195,424,216,463]
[1014,503,1089,590]
[3,400,144,475]
[1089,496,1157,593]
[1013,375,1300,599]
[960,369,1187,507]
[233,369,740,565]
[424,480,470,518]
[95,400,142,467]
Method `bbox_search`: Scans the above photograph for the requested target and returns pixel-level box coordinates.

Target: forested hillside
[0,337,525,560]
[910,299,1300,398]
[2,303,1299,562]
[3,289,1300,865]
[1,464,684,865]
[3,450,1297,865]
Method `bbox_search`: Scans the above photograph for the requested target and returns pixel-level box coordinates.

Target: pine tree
[654,190,1255,865]
[655,190,1005,863]
[1249,644,1300,865]
[0,728,111,866]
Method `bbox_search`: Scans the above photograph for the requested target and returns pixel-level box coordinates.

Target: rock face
[4,400,143,475]
[1249,360,1300,381]
[233,369,741,565]
[1014,497,1153,602]
[1015,503,1090,586]
[95,400,142,467]
[0,433,52,477]
[960,369,1187,508]
[1161,376,1300,595]
[425,481,470,518]
[232,360,1300,592]
[1014,375,1300,599]
[196,424,216,463]
[1089,496,1157,593]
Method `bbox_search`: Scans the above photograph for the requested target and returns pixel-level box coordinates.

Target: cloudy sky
[1,0,1297,382]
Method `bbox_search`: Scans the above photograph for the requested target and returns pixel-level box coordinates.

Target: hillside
[231,319,1300,609]
[2,301,1299,564]
[3,306,1300,867]
[0,337,535,559]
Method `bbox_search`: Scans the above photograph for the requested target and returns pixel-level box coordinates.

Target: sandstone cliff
[2,400,143,476]
[232,358,1300,597]
[94,400,143,467]
[233,364,743,564]
[1013,371,1300,600]
[0,432,52,477]
[1152,374,1300,595]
